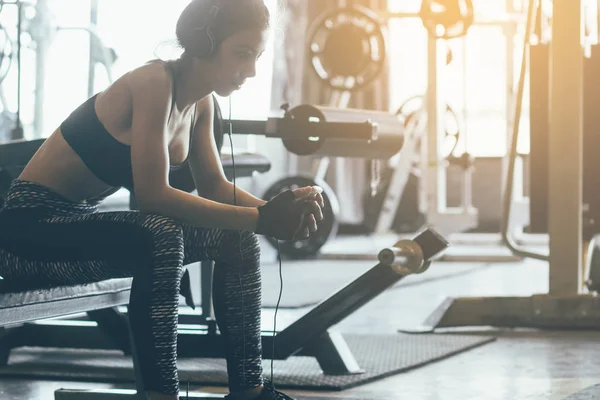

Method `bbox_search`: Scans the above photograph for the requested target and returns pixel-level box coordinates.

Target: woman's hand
[255,186,325,241]
[292,186,325,239]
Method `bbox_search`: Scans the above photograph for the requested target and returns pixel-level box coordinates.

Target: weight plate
[280,104,327,156]
[308,5,387,91]
[395,95,461,158]
[420,0,475,40]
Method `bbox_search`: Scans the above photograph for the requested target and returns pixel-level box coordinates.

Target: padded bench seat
[0,139,272,177]
[221,152,271,176]
[0,278,132,326]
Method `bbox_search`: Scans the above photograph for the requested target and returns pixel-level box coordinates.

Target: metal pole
[424,34,478,235]
[504,0,516,224]
[424,38,446,228]
[548,0,584,295]
[33,0,50,139]
[88,0,99,98]
[11,0,23,140]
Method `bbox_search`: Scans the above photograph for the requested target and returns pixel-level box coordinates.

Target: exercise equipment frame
[401,0,600,333]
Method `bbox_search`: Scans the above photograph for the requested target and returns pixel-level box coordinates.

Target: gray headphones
[192,1,220,57]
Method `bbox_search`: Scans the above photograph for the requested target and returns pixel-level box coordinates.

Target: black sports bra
[60,60,196,192]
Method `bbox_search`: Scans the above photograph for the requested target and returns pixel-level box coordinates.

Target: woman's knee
[137,214,185,276]
[141,214,183,238]
[219,229,261,262]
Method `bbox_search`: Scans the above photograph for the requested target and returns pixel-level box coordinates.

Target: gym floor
[0,235,598,400]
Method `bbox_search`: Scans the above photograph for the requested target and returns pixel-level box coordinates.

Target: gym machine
[525,0,600,293]
[261,4,393,258]
[256,103,406,258]
[528,0,600,295]
[0,0,117,141]
[401,0,600,332]
[264,2,478,259]
[369,0,549,257]
[397,0,478,237]
[53,227,449,400]
[362,95,463,235]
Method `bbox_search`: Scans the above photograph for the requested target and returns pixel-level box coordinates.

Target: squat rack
[405,0,600,332]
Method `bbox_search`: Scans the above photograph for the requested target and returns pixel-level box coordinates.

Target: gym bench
[49,228,447,399]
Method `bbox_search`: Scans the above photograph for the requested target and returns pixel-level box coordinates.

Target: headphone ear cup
[205,26,216,57]
[193,27,210,58]
[196,4,219,58]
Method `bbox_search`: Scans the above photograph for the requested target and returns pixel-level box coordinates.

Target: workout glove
[256,190,307,241]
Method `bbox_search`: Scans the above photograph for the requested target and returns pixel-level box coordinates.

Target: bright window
[386,0,531,156]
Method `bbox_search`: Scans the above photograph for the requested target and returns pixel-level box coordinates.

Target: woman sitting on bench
[0,0,324,399]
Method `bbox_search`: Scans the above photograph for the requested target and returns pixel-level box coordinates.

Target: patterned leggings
[0,179,263,395]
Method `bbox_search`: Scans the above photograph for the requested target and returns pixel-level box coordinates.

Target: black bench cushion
[0,278,132,326]
[221,153,271,176]
[169,152,271,193]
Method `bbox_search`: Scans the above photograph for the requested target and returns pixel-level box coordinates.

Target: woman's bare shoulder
[125,61,173,91]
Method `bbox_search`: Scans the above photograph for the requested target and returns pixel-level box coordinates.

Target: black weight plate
[280,104,326,156]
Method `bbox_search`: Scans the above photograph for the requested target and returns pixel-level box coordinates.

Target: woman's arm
[186,96,325,215]
[209,180,267,207]
[187,95,266,208]
[126,64,259,231]
[152,188,259,231]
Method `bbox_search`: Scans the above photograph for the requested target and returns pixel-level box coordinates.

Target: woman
[0,0,324,399]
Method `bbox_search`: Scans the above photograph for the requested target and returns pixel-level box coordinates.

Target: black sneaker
[225,380,295,400]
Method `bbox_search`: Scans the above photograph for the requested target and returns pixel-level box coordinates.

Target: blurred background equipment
[0,0,117,143]
[308,4,387,93]
[1,1,600,399]
[271,0,477,260]
[419,0,475,39]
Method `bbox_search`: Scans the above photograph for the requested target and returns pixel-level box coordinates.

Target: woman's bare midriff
[18,128,117,203]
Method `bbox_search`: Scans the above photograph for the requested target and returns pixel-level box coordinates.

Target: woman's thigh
[181,226,260,266]
[0,210,182,287]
